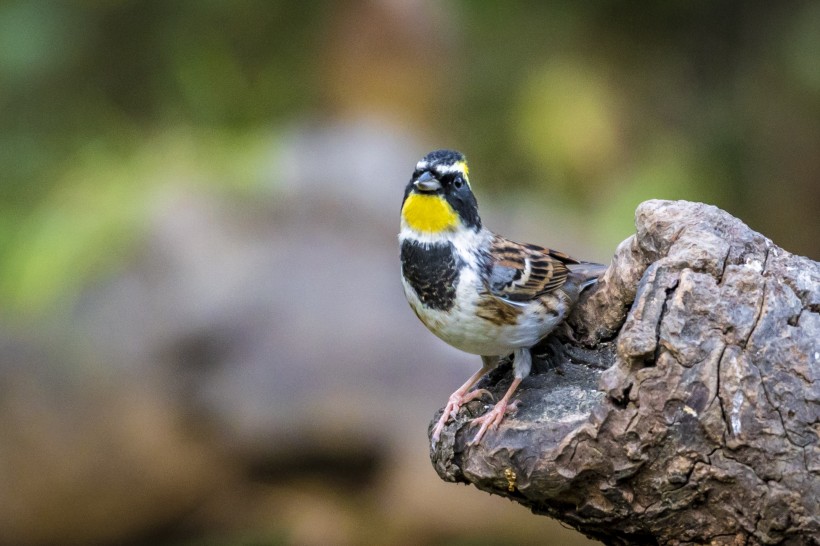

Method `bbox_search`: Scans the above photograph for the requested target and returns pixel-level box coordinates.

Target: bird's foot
[431,388,493,447]
[467,398,520,446]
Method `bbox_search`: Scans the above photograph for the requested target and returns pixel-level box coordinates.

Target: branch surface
[430,200,820,546]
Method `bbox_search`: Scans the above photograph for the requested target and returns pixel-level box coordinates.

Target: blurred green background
[0,1,818,545]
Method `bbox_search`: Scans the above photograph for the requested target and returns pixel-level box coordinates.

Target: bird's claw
[449,388,492,418]
[431,388,493,447]
[467,399,520,446]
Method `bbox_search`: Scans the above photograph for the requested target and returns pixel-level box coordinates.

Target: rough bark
[430,200,819,546]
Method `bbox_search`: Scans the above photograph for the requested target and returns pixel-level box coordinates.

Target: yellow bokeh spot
[515,59,621,198]
[401,193,459,233]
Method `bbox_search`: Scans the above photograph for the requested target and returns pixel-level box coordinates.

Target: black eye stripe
[412,165,466,187]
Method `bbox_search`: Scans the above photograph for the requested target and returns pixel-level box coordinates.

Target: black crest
[421,149,465,165]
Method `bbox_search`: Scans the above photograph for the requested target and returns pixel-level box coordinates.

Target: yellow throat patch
[401,193,459,233]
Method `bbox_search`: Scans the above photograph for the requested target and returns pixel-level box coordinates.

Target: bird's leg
[468,348,531,445]
[431,355,497,447]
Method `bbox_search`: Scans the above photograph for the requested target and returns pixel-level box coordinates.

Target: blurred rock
[0,118,599,545]
[0,334,229,546]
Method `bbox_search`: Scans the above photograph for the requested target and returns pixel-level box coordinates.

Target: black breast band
[401,240,460,311]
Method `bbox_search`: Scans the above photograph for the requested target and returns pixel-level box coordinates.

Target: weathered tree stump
[430,200,819,545]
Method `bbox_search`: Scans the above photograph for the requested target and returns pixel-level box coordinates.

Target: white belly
[402,268,565,356]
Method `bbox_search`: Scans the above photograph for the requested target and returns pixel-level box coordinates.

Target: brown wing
[486,235,580,303]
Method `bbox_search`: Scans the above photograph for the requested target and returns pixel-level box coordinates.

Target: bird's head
[401,149,481,235]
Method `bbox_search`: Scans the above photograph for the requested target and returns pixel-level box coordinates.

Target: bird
[399,149,607,447]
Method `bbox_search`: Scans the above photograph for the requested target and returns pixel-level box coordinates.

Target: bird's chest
[400,240,461,312]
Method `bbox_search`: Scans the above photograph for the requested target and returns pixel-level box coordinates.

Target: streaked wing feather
[486,236,576,303]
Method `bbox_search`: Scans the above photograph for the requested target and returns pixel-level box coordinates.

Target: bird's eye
[453,176,464,189]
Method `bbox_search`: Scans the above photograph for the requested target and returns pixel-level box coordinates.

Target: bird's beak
[414,171,442,192]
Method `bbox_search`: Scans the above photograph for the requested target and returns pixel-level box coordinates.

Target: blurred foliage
[1,0,818,314]
[453,1,820,252]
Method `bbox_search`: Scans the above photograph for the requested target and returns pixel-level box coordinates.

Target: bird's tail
[568,262,608,291]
